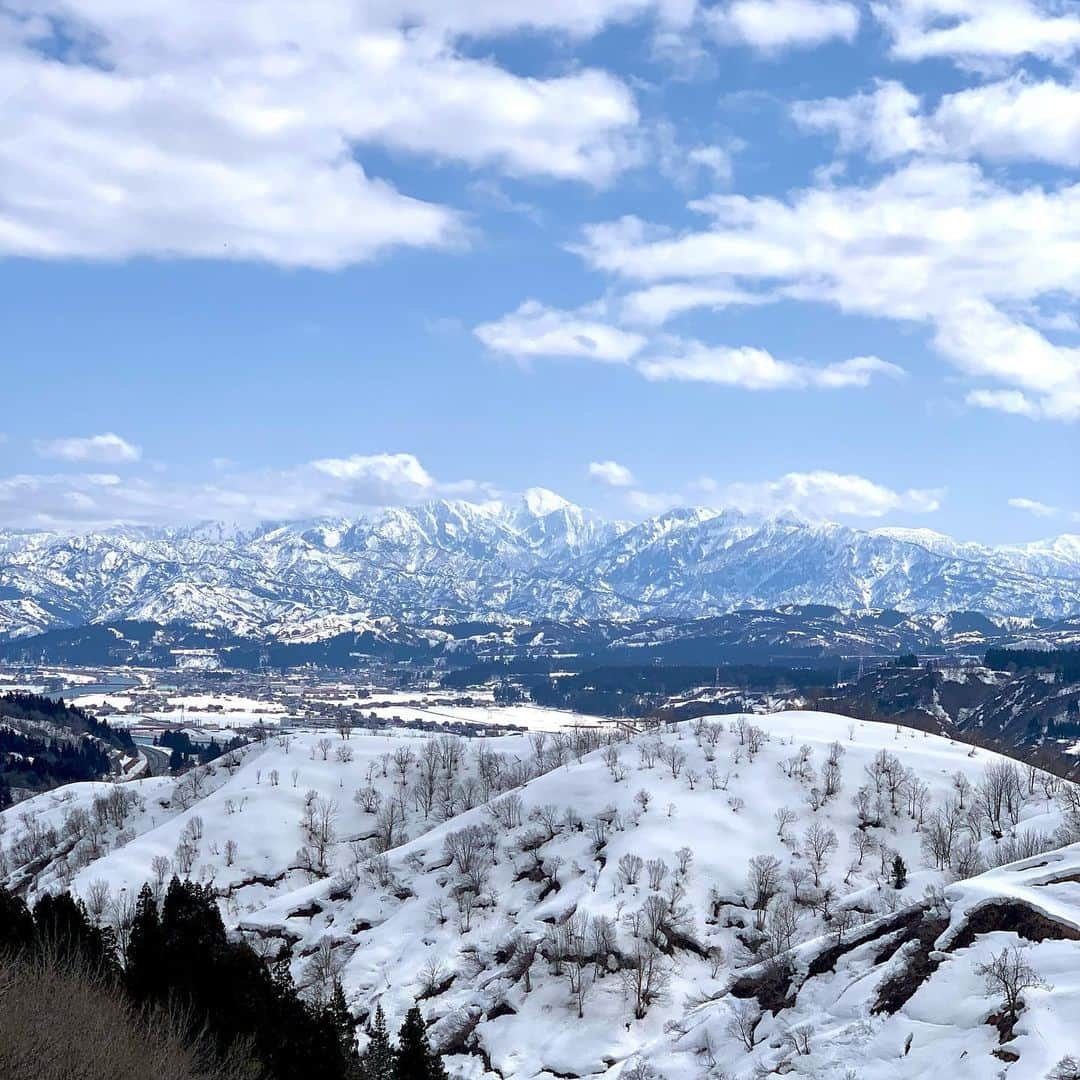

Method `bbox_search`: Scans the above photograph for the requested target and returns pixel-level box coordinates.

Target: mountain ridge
[1,492,1079,639]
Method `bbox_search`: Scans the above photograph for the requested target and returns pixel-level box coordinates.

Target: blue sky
[1,0,1078,543]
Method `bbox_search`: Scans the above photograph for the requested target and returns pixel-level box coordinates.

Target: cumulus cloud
[574,161,1080,418]
[476,303,903,391]
[475,301,647,362]
[871,0,1080,65]
[618,469,943,521]
[34,433,142,464]
[707,0,860,51]
[793,77,1080,168]
[0,0,671,266]
[722,470,943,519]
[937,301,1080,421]
[1008,496,1059,517]
[0,451,486,529]
[588,460,637,487]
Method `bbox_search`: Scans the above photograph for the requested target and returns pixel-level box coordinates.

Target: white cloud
[619,280,766,325]
[792,80,930,159]
[0,451,486,529]
[0,1,670,266]
[1008,496,1059,517]
[476,302,904,391]
[574,161,1080,418]
[937,301,1080,421]
[624,488,686,515]
[722,470,943,518]
[871,0,1080,65]
[310,452,436,501]
[588,460,637,487]
[687,143,739,182]
[637,341,904,389]
[794,77,1080,168]
[620,469,943,520]
[966,388,1042,419]
[708,0,860,51]
[34,432,142,464]
[477,300,905,391]
[475,301,647,362]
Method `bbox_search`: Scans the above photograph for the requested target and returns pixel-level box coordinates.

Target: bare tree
[150,855,171,901]
[85,879,111,922]
[746,854,783,930]
[619,938,671,1019]
[782,1023,814,1057]
[726,999,759,1052]
[316,737,333,762]
[353,785,382,814]
[764,898,800,957]
[392,746,415,785]
[646,857,668,891]
[921,798,963,870]
[850,828,874,867]
[675,846,693,876]
[618,853,645,886]
[659,743,686,779]
[775,807,797,842]
[975,945,1051,1025]
[372,799,407,853]
[803,822,838,888]
[109,891,137,964]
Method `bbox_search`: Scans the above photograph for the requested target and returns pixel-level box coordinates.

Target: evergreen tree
[394,1006,446,1080]
[126,883,166,1004]
[0,884,35,954]
[359,1003,395,1080]
[32,891,116,974]
[0,775,12,809]
[328,979,361,1076]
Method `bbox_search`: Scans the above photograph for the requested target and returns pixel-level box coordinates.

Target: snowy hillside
[4,711,1079,1079]
[638,842,1080,1080]
[1,494,1079,639]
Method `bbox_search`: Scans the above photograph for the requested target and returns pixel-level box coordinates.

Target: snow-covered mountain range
[2,490,1079,639]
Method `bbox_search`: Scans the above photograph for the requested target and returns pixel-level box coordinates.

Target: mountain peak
[521,487,575,517]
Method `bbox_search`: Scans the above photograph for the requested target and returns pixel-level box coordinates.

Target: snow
[2,500,1080,639]
[360,703,605,733]
[3,710,1078,1080]
[165,693,288,712]
[71,693,133,709]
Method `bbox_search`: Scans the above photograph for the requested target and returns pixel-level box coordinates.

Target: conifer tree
[328,979,360,1075]
[126,883,166,1004]
[359,1002,395,1080]
[394,1006,446,1080]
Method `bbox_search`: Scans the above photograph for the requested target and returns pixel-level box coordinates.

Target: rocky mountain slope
[4,711,1080,1078]
[1,492,1079,640]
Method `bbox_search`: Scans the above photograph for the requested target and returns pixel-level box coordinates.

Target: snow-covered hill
[1,493,1079,639]
[4,711,1079,1079]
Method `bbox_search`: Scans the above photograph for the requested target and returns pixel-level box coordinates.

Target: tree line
[985,647,1080,681]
